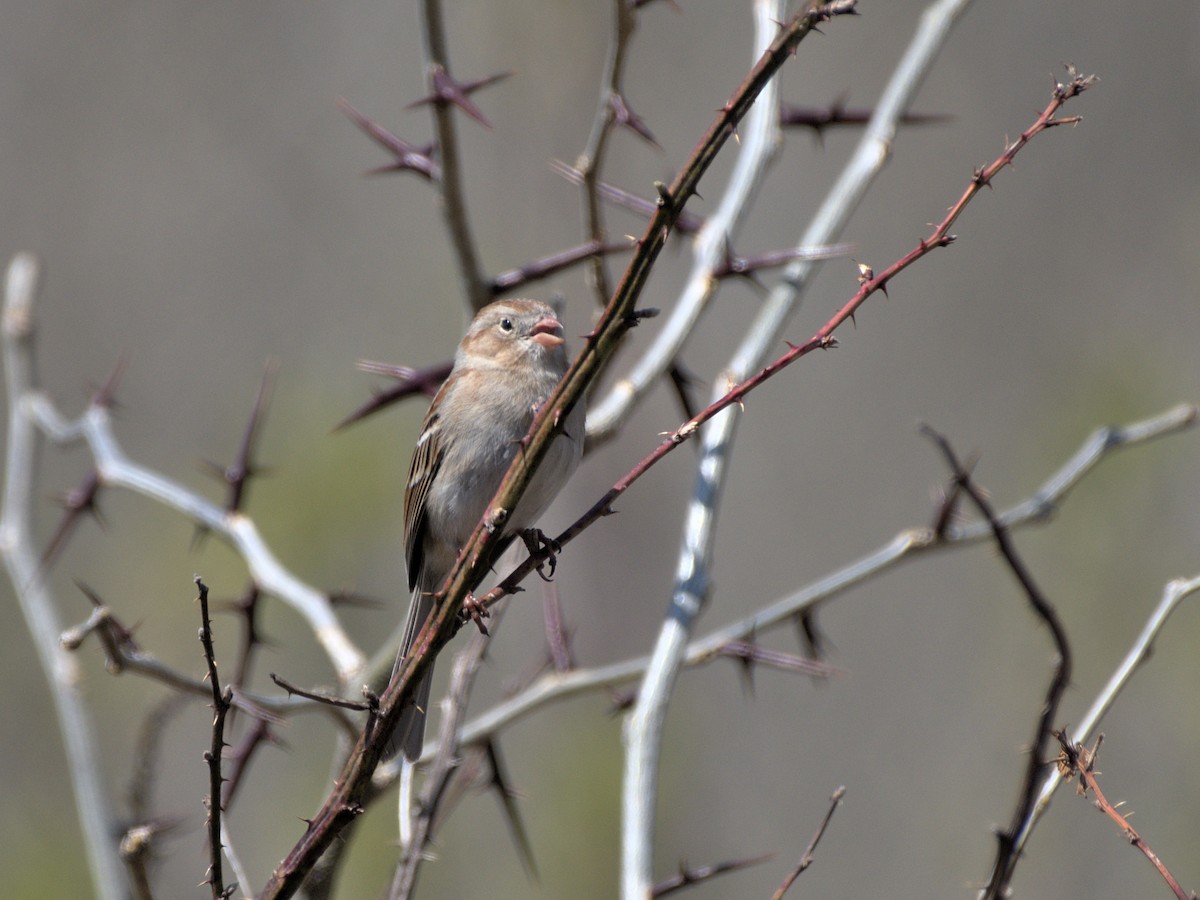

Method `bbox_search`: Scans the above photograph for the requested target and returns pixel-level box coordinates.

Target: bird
[392,298,584,761]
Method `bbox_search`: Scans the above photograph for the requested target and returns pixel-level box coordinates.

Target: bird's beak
[530,315,565,349]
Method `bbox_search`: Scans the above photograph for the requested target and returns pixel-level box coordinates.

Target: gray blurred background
[2,1,1199,897]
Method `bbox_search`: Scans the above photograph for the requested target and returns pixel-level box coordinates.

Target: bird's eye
[498,317,514,332]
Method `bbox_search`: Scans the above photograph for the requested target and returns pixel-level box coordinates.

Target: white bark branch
[622,0,976,894]
[0,254,127,899]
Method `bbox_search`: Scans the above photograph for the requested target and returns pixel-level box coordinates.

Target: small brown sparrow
[392,298,584,760]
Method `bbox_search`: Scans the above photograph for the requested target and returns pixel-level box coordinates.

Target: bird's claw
[459,593,490,635]
[521,528,561,582]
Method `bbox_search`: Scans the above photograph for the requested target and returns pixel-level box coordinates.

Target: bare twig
[1053,731,1193,900]
[270,673,373,712]
[222,718,280,810]
[575,0,639,307]
[1009,568,1200,870]
[196,577,235,899]
[41,468,103,568]
[651,852,774,897]
[624,40,1082,898]
[715,641,836,679]
[405,70,513,128]
[771,786,846,899]
[419,0,491,311]
[922,431,1071,900]
[220,820,253,900]
[482,739,539,879]
[124,695,187,899]
[336,360,453,431]
[337,97,439,181]
[120,819,175,900]
[61,591,356,735]
[587,0,788,448]
[542,578,575,672]
[489,239,633,297]
[362,404,1191,774]
[22,392,364,682]
[550,159,705,236]
[781,97,951,136]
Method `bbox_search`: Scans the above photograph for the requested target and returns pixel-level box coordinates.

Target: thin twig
[542,578,575,672]
[771,786,846,899]
[922,431,1071,900]
[269,673,373,712]
[222,718,280,810]
[464,48,1092,624]
[490,239,633,297]
[60,596,357,735]
[200,360,276,513]
[624,47,1082,896]
[419,0,491,311]
[22,392,364,682]
[336,361,453,431]
[220,820,253,900]
[588,0,788,448]
[124,694,187,899]
[360,406,1194,781]
[1009,568,1200,869]
[549,159,705,236]
[1053,731,1192,900]
[650,852,775,897]
[781,98,952,136]
[575,0,639,308]
[196,577,234,899]
[388,616,496,899]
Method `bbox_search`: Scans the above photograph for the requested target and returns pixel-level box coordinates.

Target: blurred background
[2,1,1199,897]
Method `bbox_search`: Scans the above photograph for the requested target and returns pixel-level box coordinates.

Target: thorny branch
[197,577,235,899]
[3,0,1192,895]
[450,66,1098,629]
[363,403,1195,783]
[576,0,640,308]
[923,430,1072,900]
[1008,569,1200,872]
[388,620,495,899]
[418,0,493,311]
[258,7,856,895]
[1053,732,1194,900]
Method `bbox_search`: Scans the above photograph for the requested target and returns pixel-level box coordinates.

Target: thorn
[407,67,513,129]
[610,93,661,149]
[213,360,277,512]
[485,740,539,878]
[334,360,453,431]
[489,240,631,296]
[337,97,439,181]
[90,354,130,409]
[42,470,104,566]
[549,160,705,234]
